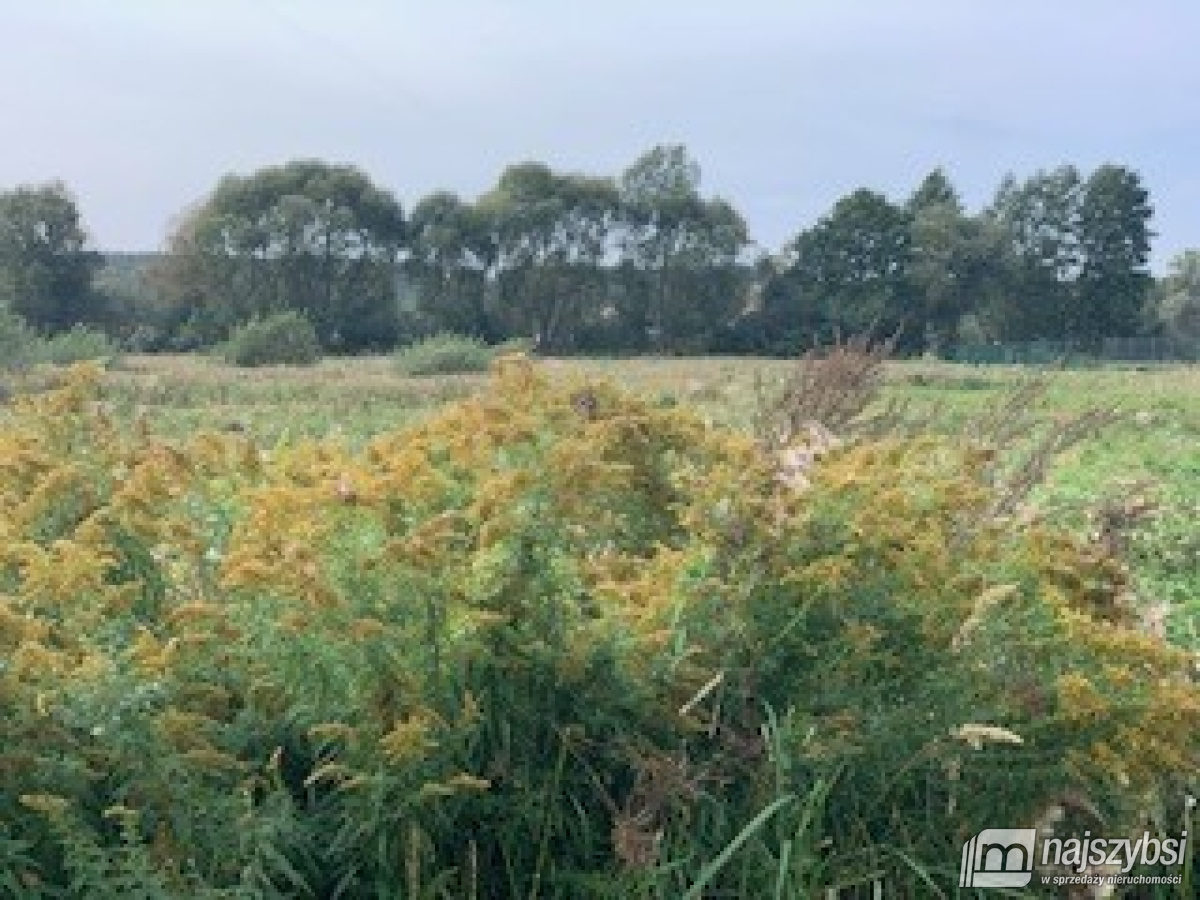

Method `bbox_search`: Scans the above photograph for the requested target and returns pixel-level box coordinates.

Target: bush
[222,310,322,367]
[37,324,121,367]
[2,314,119,380]
[393,331,492,376]
[0,361,1195,897]
[0,306,37,369]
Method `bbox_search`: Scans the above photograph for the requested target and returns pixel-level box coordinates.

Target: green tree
[984,166,1082,340]
[617,144,749,352]
[93,252,193,350]
[906,170,966,351]
[765,189,915,352]
[906,166,960,213]
[406,191,494,339]
[479,162,619,351]
[1074,164,1153,341]
[1149,249,1200,352]
[0,181,103,332]
[905,170,1012,352]
[153,160,406,350]
[619,143,700,202]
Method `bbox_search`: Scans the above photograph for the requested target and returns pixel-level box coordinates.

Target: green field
[98,353,1200,645]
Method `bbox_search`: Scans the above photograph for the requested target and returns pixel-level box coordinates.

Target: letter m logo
[960,828,1037,887]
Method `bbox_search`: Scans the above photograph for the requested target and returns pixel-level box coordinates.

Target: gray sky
[2,1,1196,269]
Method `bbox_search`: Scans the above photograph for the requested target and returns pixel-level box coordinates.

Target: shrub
[36,324,121,367]
[0,361,1195,897]
[2,315,119,395]
[393,331,492,377]
[222,310,322,367]
[0,306,36,369]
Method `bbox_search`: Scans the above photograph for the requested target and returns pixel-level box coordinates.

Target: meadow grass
[95,353,1200,644]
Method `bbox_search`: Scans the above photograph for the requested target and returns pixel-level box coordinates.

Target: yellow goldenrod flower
[379,712,438,766]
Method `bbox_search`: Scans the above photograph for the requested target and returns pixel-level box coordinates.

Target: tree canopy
[0,181,103,332]
[152,160,407,350]
[763,189,915,351]
[0,151,1183,358]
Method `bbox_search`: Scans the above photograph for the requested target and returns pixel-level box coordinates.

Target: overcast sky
[2,1,1196,269]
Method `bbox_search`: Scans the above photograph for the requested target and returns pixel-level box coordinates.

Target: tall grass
[0,356,1196,896]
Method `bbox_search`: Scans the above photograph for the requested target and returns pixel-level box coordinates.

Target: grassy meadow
[2,350,1198,898]
[97,353,1200,645]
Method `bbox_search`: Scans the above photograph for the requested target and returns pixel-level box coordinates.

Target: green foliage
[757,163,1163,356]
[94,252,192,352]
[393,332,492,377]
[0,360,1196,897]
[2,155,1173,359]
[984,166,1083,341]
[222,311,322,367]
[478,162,620,352]
[154,159,406,351]
[764,189,916,353]
[0,305,36,369]
[617,145,750,353]
[37,324,121,367]
[907,167,962,214]
[1151,250,1200,347]
[905,169,1013,354]
[0,311,118,374]
[979,164,1153,345]
[1075,165,1154,342]
[402,145,749,356]
[0,181,104,332]
[406,191,496,341]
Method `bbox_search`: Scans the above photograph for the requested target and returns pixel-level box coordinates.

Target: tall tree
[905,169,1010,352]
[765,189,915,351]
[479,162,619,351]
[1074,164,1153,341]
[906,170,966,351]
[0,181,103,331]
[985,166,1083,340]
[153,160,406,350]
[617,144,748,351]
[407,191,494,339]
[906,167,961,215]
[1148,249,1200,349]
[619,143,700,202]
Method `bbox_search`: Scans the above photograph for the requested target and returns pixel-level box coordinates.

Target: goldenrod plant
[0,359,1195,897]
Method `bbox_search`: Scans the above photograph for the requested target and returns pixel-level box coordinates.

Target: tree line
[2,146,1197,357]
